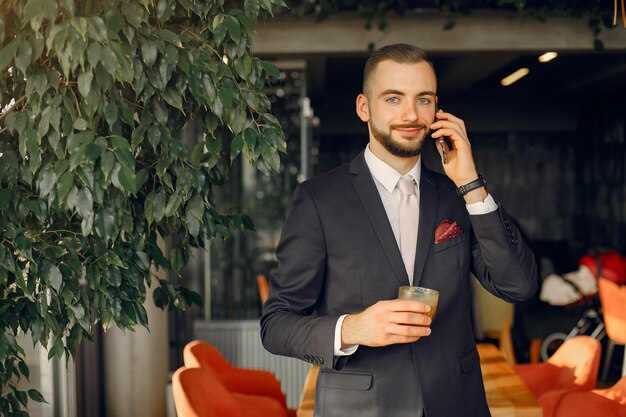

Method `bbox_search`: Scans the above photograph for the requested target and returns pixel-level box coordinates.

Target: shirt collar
[364,144,421,193]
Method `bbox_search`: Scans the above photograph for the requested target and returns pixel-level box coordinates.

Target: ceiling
[318,50,626,103]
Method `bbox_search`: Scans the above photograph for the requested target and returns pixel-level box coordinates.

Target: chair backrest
[184,340,232,372]
[598,277,626,344]
[172,366,237,417]
[548,335,602,390]
[257,274,270,304]
[553,375,626,417]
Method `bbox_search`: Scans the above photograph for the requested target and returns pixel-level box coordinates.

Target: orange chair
[554,376,626,417]
[184,340,296,417]
[514,335,602,417]
[172,366,288,417]
[598,277,626,382]
[257,274,270,304]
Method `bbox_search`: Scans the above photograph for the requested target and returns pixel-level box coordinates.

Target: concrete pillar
[103,276,169,417]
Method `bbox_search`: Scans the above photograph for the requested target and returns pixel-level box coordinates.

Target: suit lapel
[350,152,408,286]
[412,166,438,287]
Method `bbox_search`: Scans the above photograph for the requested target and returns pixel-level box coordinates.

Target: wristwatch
[456,175,486,196]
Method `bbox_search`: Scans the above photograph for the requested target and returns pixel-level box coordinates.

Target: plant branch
[0,96,28,123]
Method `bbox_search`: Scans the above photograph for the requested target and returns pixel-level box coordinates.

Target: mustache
[391,123,429,130]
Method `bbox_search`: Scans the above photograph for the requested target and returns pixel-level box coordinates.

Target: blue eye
[386,97,399,104]
[418,97,431,105]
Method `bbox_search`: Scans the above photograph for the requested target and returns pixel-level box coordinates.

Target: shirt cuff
[466,193,498,215]
[334,314,359,356]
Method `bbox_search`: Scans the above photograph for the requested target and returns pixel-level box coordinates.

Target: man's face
[357,60,437,158]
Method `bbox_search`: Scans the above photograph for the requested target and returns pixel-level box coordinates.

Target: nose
[400,101,419,122]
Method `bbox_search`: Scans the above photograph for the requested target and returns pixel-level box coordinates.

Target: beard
[370,121,429,158]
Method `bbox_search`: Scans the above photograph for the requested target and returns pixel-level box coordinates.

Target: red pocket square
[434,220,463,244]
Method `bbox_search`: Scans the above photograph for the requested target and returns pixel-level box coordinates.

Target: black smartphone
[434,102,448,164]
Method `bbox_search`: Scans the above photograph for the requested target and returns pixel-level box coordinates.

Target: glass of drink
[398,286,439,320]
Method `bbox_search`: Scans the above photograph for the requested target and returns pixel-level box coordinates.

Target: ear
[356,93,370,122]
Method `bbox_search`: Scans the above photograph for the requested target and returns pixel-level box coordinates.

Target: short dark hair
[362,44,435,97]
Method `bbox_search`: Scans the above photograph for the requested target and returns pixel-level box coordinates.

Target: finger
[393,300,432,314]
[388,323,432,338]
[435,109,465,128]
[392,311,432,327]
[430,128,467,147]
[430,121,464,138]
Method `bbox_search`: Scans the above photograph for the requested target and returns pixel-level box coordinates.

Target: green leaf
[57,172,74,202]
[165,190,182,217]
[88,17,108,42]
[163,88,184,111]
[23,0,44,26]
[38,170,57,198]
[218,85,234,109]
[115,147,135,169]
[121,3,143,28]
[147,125,161,149]
[0,189,11,209]
[185,211,200,237]
[153,191,166,222]
[104,102,118,127]
[101,47,118,76]
[118,166,136,194]
[73,118,88,131]
[261,60,280,79]
[230,134,244,161]
[76,188,93,219]
[106,250,126,269]
[87,42,102,67]
[77,70,93,98]
[226,16,242,41]
[243,127,257,150]
[59,0,74,15]
[28,389,48,403]
[15,39,33,75]
[141,39,157,66]
[49,266,63,291]
[0,338,7,362]
[95,209,115,241]
[110,135,132,151]
[101,151,114,179]
[106,266,122,287]
[158,29,182,47]
[18,361,30,381]
[0,39,18,72]
[15,235,33,260]
[244,0,261,19]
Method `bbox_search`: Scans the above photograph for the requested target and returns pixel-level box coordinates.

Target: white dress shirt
[333,145,498,356]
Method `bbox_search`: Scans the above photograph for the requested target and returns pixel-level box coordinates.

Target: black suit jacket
[261,151,537,417]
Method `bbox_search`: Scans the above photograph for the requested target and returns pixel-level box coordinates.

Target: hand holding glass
[398,286,439,320]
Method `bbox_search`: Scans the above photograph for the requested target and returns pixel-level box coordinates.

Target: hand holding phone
[434,103,448,164]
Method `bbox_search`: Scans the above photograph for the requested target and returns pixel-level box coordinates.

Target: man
[261,44,537,417]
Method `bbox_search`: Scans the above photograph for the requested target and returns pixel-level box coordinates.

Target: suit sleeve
[469,203,539,302]
[260,183,339,369]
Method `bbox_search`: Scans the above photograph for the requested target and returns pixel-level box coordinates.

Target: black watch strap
[456,175,486,196]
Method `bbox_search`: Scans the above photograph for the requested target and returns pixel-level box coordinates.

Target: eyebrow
[379,89,436,98]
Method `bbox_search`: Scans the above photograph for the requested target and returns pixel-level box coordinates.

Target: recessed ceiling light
[501,68,530,87]
[538,52,558,63]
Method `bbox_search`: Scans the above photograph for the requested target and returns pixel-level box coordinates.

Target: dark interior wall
[574,102,626,250]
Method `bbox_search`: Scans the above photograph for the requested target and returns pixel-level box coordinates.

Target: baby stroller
[538,251,625,361]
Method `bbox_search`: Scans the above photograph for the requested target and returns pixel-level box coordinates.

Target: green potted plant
[0,0,286,414]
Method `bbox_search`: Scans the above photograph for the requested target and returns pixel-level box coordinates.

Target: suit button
[511,239,518,244]
[318,357,324,365]
[304,354,311,361]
